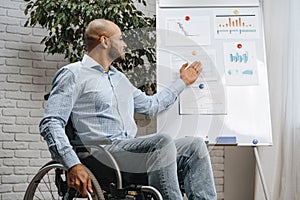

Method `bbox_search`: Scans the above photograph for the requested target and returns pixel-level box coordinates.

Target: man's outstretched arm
[133,61,202,115]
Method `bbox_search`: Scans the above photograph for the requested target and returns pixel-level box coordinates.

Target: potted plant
[24,0,156,94]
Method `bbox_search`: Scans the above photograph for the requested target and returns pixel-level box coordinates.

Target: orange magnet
[191,50,197,55]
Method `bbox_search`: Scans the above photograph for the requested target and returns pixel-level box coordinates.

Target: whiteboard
[156,0,273,146]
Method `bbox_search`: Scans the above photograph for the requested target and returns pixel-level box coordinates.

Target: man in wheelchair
[39,19,217,200]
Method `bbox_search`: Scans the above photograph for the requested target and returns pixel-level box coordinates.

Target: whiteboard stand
[253,146,270,200]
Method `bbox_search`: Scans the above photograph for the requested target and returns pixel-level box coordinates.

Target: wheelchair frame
[23,140,163,200]
[23,94,163,200]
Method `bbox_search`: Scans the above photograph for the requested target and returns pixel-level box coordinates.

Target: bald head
[85,19,119,52]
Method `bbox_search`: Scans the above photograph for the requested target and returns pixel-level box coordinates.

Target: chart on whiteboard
[166,16,211,46]
[169,50,226,115]
[223,41,259,85]
[214,8,260,39]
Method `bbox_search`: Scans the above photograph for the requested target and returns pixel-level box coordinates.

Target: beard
[109,45,125,62]
[113,54,125,62]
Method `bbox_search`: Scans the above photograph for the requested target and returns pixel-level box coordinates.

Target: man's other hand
[180,61,202,86]
[67,164,93,197]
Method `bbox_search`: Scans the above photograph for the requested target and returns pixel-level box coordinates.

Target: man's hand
[180,61,202,86]
[67,164,93,197]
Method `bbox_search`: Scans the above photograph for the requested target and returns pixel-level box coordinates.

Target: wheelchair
[23,141,164,200]
[23,96,171,200]
[23,122,167,200]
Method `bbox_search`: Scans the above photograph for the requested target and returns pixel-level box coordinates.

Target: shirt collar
[81,54,118,73]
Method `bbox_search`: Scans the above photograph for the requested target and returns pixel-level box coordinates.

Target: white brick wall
[0,1,64,199]
[0,0,224,199]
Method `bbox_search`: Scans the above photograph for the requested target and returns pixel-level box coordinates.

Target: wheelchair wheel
[23,162,105,200]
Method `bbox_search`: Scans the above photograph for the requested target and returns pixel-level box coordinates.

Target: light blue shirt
[40,55,186,169]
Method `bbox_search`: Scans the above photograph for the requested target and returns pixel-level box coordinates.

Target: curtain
[277,0,300,198]
[255,0,300,199]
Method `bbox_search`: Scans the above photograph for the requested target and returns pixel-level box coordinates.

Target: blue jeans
[84,133,217,199]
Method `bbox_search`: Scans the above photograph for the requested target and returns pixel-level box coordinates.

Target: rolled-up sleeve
[133,79,186,116]
[39,67,81,169]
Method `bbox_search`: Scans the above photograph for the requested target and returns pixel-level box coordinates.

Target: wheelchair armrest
[70,138,112,147]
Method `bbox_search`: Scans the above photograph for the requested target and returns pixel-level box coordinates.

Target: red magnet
[237,43,242,49]
[185,16,190,21]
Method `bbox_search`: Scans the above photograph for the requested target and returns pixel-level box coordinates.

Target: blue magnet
[252,139,258,145]
[199,83,205,89]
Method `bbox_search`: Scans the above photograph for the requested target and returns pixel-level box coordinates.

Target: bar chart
[217,15,255,28]
[214,11,259,39]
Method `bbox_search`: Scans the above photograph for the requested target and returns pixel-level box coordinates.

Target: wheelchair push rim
[23,162,104,200]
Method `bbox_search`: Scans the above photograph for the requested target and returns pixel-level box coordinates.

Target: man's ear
[99,36,109,48]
